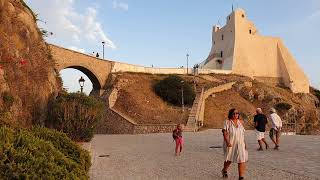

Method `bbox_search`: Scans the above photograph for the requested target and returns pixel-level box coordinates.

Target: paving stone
[85,129,320,180]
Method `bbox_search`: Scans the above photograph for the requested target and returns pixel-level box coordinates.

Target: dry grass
[113,73,190,124]
[204,89,256,129]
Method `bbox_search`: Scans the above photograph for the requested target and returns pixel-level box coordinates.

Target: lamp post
[78,76,85,93]
[102,41,105,59]
[181,80,184,112]
[186,53,189,75]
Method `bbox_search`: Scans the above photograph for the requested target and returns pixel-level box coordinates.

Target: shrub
[0,112,13,126]
[0,126,90,179]
[2,92,14,111]
[275,102,292,111]
[154,75,195,105]
[48,92,104,142]
[312,88,320,102]
[31,127,91,172]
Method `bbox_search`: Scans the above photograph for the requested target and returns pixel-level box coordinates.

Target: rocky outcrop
[0,0,60,126]
[235,81,319,134]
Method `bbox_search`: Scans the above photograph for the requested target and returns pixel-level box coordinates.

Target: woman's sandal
[221,170,228,178]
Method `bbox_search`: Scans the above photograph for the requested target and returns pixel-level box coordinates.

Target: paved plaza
[86,130,320,180]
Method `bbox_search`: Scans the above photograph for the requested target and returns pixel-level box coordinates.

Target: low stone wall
[112,62,190,74]
[203,82,236,99]
[95,108,135,134]
[254,76,284,87]
[192,82,236,131]
[133,124,176,134]
[97,106,176,134]
[111,61,232,75]
[197,69,232,74]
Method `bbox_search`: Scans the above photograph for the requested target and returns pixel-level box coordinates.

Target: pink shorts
[175,137,184,146]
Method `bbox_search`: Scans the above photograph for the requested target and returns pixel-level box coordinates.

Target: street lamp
[181,80,184,112]
[102,41,105,59]
[78,76,85,93]
[186,53,189,75]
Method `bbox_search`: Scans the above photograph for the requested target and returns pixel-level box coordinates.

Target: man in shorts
[254,108,269,151]
[269,108,282,150]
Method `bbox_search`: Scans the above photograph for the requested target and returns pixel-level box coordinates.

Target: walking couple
[254,108,282,151]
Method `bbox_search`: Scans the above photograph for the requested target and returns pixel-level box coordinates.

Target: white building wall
[200,8,309,93]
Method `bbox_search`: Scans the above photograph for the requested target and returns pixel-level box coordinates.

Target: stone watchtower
[200,8,309,93]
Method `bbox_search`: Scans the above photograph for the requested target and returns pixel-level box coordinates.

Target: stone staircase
[184,88,204,132]
[184,82,236,132]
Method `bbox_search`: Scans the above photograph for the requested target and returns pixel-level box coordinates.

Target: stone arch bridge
[50,44,114,95]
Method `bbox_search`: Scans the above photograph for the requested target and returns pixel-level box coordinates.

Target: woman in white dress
[221,108,248,180]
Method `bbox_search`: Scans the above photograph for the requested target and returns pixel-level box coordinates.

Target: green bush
[31,127,91,172]
[48,92,104,142]
[275,102,292,111]
[2,92,14,111]
[154,75,195,105]
[0,126,90,179]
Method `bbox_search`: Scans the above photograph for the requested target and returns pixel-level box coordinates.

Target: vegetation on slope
[112,73,192,124]
[0,0,61,127]
[154,75,195,105]
[48,92,104,142]
[0,126,90,179]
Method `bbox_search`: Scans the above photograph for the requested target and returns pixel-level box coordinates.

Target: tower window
[220,51,223,58]
[249,29,252,34]
[222,35,224,40]
[213,41,215,45]
[242,14,245,18]
[216,59,223,69]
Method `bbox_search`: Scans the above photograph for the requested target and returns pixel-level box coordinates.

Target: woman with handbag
[221,108,248,180]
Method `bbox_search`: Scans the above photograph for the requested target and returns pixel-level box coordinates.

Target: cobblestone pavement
[86,129,320,180]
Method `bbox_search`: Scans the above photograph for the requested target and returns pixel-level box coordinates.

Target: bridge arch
[50,44,114,95]
[64,66,101,91]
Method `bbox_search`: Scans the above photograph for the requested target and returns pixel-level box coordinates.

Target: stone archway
[63,66,102,95]
[50,44,114,96]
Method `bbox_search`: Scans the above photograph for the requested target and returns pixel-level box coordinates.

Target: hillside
[112,73,192,124]
[106,72,320,134]
[0,0,61,126]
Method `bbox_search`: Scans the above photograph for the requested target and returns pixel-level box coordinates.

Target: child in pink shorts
[172,124,183,156]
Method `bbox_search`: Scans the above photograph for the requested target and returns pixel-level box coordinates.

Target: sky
[26,0,320,94]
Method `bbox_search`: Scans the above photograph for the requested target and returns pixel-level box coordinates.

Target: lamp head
[78,76,85,87]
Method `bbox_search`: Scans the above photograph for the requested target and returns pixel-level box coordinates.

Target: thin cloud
[26,0,116,49]
[307,9,320,21]
[112,1,129,11]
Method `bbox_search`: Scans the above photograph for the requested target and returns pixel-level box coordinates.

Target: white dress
[223,120,248,163]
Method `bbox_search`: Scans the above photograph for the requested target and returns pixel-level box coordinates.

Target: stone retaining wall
[95,108,135,134]
[253,76,284,87]
[97,108,176,134]
[133,124,176,134]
